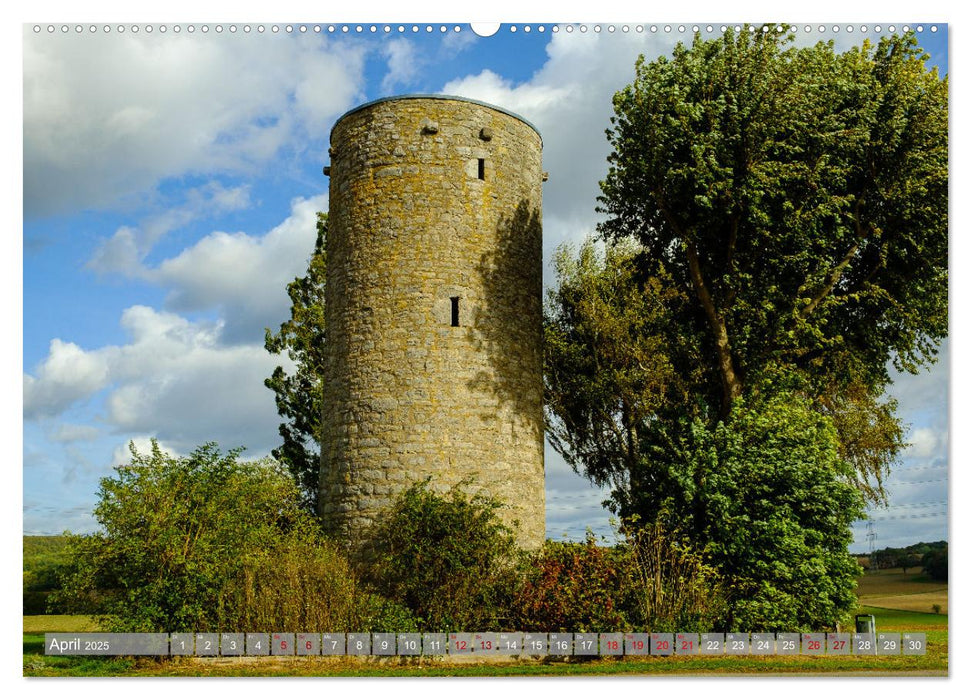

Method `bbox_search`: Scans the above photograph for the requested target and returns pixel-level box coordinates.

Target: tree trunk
[685,242,742,417]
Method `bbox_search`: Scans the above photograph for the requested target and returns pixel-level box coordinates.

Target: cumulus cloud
[147,194,326,343]
[24,305,286,455]
[24,339,111,419]
[24,195,319,454]
[105,341,281,452]
[24,29,364,217]
[83,193,324,345]
[88,181,254,277]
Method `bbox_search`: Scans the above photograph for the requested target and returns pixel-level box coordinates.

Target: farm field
[855,568,948,614]
[23,569,948,677]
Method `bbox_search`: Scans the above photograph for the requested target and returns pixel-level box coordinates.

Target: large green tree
[598,30,946,420]
[265,213,327,509]
[565,28,946,506]
[546,29,945,628]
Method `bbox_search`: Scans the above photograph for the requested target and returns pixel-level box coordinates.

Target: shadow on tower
[471,199,544,446]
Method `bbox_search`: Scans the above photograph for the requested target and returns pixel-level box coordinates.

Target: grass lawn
[23,615,101,634]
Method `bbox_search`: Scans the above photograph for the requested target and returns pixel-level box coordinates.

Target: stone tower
[319,95,545,549]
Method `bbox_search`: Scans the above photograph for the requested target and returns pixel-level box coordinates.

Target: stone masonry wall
[319,96,546,549]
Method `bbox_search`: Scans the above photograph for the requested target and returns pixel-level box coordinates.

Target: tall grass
[624,523,725,632]
[216,533,415,632]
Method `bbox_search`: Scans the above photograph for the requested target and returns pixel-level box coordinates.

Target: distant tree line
[854,541,947,580]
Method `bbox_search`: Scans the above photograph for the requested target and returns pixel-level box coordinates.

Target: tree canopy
[557,28,946,506]
[598,30,946,422]
[264,213,327,508]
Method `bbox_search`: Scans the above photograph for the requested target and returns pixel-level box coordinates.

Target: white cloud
[87,181,254,277]
[105,342,281,452]
[148,194,326,342]
[23,339,111,419]
[86,226,143,276]
[84,193,324,346]
[24,305,286,455]
[906,427,945,458]
[23,30,365,217]
[443,69,570,114]
[204,182,252,212]
[24,196,319,454]
[381,38,420,94]
[440,28,478,56]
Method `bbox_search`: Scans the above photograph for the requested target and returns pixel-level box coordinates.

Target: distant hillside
[24,534,71,561]
[23,535,73,614]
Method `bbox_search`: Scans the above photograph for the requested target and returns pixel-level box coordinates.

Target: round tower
[319,95,545,549]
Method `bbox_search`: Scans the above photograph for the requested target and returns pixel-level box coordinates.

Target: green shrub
[354,594,420,633]
[684,394,866,631]
[51,441,378,632]
[364,479,519,632]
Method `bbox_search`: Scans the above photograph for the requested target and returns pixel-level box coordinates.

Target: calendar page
[21,9,949,682]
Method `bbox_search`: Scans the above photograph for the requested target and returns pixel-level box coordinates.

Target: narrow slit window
[450,297,460,327]
[477,158,485,180]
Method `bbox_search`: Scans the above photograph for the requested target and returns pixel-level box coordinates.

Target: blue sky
[21,21,949,550]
